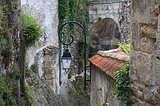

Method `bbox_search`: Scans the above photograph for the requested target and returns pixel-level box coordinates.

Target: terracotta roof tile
[89,49,129,79]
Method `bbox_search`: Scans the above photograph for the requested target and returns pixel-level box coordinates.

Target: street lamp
[58,21,87,90]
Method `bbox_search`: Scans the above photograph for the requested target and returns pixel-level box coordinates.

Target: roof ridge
[97,48,129,62]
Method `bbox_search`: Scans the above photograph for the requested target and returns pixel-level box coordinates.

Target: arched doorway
[89,18,121,56]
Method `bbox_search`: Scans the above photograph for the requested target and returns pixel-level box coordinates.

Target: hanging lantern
[61,49,72,69]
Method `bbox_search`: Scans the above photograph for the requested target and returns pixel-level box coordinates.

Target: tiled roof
[89,49,129,79]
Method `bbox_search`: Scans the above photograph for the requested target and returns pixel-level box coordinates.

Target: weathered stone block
[131,83,144,99]
[145,103,152,106]
[130,50,154,85]
[130,96,136,103]
[133,81,146,89]
[144,89,155,102]
[43,49,53,55]
[44,55,53,61]
[131,0,155,24]
[50,80,54,86]
[42,67,54,74]
[139,37,155,54]
[130,22,140,51]
[136,98,146,106]
[156,33,160,58]
[157,50,160,58]
[158,15,160,33]
[143,85,159,104]
[156,33,160,45]
[44,61,53,67]
[140,25,157,38]
[45,74,54,80]
[156,59,160,86]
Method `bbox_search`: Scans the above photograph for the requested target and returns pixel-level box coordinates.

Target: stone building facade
[130,0,160,105]
[21,0,59,93]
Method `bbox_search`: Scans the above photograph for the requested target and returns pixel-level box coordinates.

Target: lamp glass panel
[62,59,71,69]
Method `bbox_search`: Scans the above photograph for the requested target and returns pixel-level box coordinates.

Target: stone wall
[90,65,119,106]
[130,0,160,105]
[21,0,59,93]
[118,0,131,44]
[88,0,121,29]
[88,0,131,45]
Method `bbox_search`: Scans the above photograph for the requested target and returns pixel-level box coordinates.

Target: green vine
[0,4,13,67]
[0,76,17,106]
[58,0,91,73]
[110,61,132,106]
[0,64,20,106]
[58,0,79,49]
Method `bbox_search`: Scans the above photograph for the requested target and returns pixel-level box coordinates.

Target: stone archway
[89,18,121,56]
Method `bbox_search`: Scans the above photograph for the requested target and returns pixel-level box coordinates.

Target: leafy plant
[19,13,43,48]
[30,63,38,73]
[98,17,102,21]
[46,93,51,103]
[97,88,102,92]
[94,7,98,11]
[118,44,130,55]
[111,61,132,106]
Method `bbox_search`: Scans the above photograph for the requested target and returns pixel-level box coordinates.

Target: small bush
[19,13,43,48]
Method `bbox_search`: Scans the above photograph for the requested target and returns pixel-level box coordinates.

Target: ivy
[0,64,20,106]
[0,0,20,67]
[58,0,70,28]
[0,77,17,106]
[111,61,132,106]
[58,0,94,73]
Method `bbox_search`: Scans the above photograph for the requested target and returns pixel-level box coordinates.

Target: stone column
[130,0,160,105]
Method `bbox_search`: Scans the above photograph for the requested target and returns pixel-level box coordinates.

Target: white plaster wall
[21,0,59,67]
